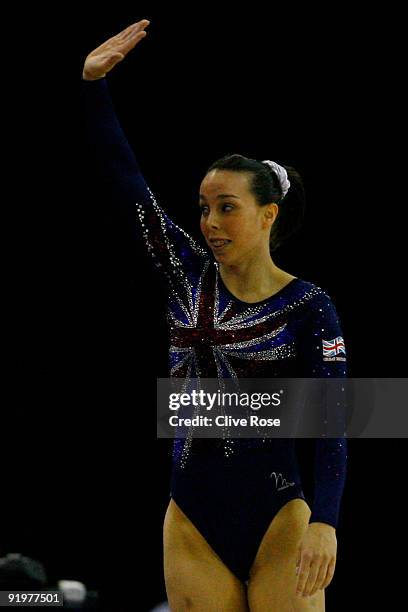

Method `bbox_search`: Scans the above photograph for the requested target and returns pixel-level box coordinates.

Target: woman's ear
[263,202,279,226]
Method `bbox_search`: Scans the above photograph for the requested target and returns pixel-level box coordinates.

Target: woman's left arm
[295,288,348,598]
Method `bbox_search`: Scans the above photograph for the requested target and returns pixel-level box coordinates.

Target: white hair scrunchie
[262,160,291,199]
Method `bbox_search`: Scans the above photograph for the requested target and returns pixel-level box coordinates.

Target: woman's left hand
[295,522,337,598]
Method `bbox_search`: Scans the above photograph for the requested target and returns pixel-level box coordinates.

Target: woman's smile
[209,238,232,251]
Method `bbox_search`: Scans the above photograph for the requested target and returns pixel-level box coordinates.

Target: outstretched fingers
[116,19,150,40]
[94,20,149,52]
[113,20,150,54]
[115,33,147,56]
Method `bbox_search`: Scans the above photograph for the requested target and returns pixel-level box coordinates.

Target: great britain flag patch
[322,336,346,361]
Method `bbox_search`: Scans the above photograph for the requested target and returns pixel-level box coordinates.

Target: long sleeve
[80,77,209,287]
[297,288,348,529]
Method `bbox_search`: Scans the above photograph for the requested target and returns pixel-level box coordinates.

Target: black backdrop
[4,5,405,611]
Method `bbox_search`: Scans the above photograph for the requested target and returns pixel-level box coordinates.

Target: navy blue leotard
[81,77,348,583]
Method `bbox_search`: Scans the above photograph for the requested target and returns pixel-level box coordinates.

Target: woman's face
[199,169,277,264]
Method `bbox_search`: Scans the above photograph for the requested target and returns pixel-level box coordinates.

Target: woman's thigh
[247,498,325,612]
[163,498,248,612]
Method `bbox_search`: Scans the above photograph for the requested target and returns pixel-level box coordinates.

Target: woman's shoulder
[289,279,345,335]
[288,276,339,316]
[292,275,335,296]
[290,276,326,298]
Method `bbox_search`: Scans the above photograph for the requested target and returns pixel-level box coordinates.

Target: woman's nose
[205,212,220,229]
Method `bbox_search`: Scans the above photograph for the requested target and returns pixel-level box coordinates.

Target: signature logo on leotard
[270,472,296,491]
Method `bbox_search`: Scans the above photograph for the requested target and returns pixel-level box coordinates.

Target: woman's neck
[218,253,295,302]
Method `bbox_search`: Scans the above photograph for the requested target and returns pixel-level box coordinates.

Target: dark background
[4,4,405,611]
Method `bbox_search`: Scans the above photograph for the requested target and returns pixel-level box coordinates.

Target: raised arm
[81,20,209,286]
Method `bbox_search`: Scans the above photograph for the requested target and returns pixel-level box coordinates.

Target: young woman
[81,19,347,611]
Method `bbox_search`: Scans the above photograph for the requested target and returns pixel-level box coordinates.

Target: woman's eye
[199,204,233,214]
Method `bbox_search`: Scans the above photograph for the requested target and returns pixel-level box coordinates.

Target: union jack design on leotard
[322,336,346,358]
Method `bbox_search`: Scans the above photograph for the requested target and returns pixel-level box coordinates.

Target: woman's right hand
[82,19,151,81]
